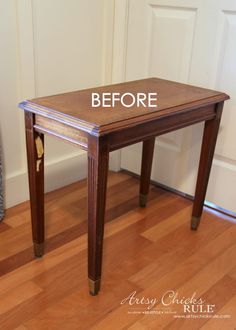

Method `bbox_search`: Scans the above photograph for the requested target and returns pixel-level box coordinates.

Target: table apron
[34,115,88,151]
[109,104,217,151]
[32,104,217,153]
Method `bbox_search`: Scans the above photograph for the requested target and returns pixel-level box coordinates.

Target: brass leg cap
[191,216,201,231]
[34,242,44,258]
[89,279,101,296]
[139,194,148,207]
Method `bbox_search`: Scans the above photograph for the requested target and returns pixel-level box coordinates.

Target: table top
[19,78,229,135]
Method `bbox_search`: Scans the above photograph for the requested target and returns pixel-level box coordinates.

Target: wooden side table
[19,78,229,295]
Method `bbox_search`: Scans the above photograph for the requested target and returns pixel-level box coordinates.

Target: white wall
[0,0,115,208]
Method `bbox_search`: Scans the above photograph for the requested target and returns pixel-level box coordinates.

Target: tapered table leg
[87,136,109,295]
[139,138,155,207]
[25,112,45,257]
[191,102,224,230]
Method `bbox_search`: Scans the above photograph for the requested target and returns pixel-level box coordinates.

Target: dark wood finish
[109,104,216,151]
[87,136,109,295]
[24,112,45,257]
[139,138,156,207]
[191,102,224,230]
[19,78,230,295]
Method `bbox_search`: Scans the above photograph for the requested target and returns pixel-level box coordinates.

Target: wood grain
[0,281,42,315]
[19,78,229,135]
[0,172,235,329]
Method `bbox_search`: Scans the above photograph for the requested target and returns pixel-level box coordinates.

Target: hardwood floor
[0,172,235,330]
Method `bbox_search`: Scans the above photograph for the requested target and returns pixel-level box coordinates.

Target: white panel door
[121,0,236,213]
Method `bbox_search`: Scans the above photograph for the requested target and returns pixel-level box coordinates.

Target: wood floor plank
[0,206,148,297]
[124,242,236,330]
[24,281,140,330]
[228,264,236,280]
[91,224,236,329]
[0,218,150,328]
[165,274,236,329]
[200,294,236,330]
[0,172,235,330]
[141,205,192,241]
[0,222,11,233]
[0,281,42,316]
[14,325,28,330]
[0,173,159,274]
[4,213,30,229]
[129,213,234,289]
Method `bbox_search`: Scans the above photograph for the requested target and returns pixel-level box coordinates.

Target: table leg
[25,112,45,257]
[139,138,155,207]
[191,102,224,230]
[87,137,109,295]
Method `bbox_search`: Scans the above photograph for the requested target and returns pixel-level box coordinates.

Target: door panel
[148,5,197,82]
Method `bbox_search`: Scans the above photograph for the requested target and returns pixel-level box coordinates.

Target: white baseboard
[109,150,121,172]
